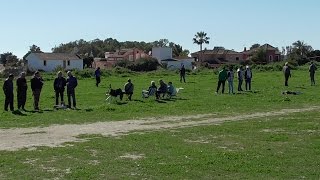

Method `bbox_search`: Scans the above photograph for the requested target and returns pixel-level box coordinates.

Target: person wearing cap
[95,67,101,87]
[124,79,134,101]
[283,62,291,86]
[54,71,67,106]
[3,74,14,111]
[309,61,317,86]
[66,71,78,109]
[31,71,44,111]
[16,72,28,110]
[244,65,253,91]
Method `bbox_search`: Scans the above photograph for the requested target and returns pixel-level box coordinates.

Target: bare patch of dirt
[120,153,145,160]
[0,106,319,151]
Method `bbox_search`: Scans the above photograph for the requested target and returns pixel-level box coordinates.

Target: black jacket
[3,79,13,95]
[16,77,28,92]
[31,77,43,91]
[54,77,67,92]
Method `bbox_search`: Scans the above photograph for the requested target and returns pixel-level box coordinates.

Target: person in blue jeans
[66,71,78,109]
[245,65,253,91]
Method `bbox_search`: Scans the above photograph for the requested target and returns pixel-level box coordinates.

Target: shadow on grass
[12,110,27,116]
[116,102,128,105]
[85,108,94,112]
[133,99,145,103]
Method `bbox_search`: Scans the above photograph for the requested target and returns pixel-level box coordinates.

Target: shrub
[128,58,159,72]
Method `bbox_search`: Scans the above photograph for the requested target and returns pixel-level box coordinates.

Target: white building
[26,53,83,72]
[161,58,195,70]
[152,47,172,63]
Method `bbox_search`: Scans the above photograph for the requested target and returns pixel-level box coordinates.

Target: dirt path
[0,106,319,151]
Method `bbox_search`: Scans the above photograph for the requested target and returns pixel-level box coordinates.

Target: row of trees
[51,38,190,59]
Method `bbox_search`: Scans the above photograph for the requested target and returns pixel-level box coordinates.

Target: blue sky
[1,0,319,58]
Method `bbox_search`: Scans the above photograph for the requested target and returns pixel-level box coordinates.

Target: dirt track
[0,106,318,151]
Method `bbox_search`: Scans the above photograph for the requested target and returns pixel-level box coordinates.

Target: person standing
[309,61,317,86]
[283,62,291,86]
[124,79,134,101]
[66,71,78,109]
[95,67,101,87]
[3,74,14,111]
[31,71,43,111]
[245,65,253,91]
[180,65,186,83]
[54,71,67,106]
[16,72,28,110]
[227,67,234,94]
[237,66,244,92]
[216,67,227,94]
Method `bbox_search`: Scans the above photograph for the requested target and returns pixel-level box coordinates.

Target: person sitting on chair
[167,82,176,97]
[124,79,134,101]
[142,81,157,98]
[156,79,167,99]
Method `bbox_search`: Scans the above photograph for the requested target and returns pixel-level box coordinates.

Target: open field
[0,69,320,179]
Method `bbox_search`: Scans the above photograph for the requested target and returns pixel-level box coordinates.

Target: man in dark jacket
[180,65,186,83]
[54,71,67,106]
[156,79,167,99]
[16,72,28,110]
[124,79,134,101]
[309,61,317,86]
[31,71,43,111]
[95,67,101,87]
[3,74,14,111]
[283,62,291,86]
[216,67,227,94]
[66,71,78,109]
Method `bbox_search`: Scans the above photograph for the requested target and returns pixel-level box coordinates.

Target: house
[26,53,83,72]
[191,47,243,64]
[152,47,173,63]
[104,48,149,66]
[161,57,195,70]
[243,44,281,62]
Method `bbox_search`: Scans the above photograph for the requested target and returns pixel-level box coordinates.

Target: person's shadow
[12,110,27,116]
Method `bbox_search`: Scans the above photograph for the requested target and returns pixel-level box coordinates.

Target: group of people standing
[216,65,252,94]
[2,70,78,112]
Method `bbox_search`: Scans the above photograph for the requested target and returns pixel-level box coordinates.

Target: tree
[23,44,43,60]
[193,31,210,51]
[251,48,267,64]
[250,44,260,50]
[292,40,313,57]
[169,43,190,58]
[0,52,19,66]
[153,39,169,47]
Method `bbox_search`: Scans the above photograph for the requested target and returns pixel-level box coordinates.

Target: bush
[128,58,159,72]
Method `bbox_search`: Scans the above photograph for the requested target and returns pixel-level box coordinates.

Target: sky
[0,0,319,58]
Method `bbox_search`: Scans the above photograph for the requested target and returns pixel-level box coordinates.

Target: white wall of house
[26,53,83,72]
[162,58,194,70]
[152,47,172,63]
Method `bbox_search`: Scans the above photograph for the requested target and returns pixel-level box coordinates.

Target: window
[67,60,70,66]
[236,57,239,61]
[275,55,279,61]
[43,60,47,66]
[269,55,273,61]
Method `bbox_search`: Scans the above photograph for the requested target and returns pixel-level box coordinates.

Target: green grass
[0,69,318,128]
[0,111,319,179]
[0,69,320,179]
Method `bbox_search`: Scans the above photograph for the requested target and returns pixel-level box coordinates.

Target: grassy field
[0,69,320,179]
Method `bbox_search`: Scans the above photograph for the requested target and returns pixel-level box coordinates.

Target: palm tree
[292,40,313,57]
[193,31,210,51]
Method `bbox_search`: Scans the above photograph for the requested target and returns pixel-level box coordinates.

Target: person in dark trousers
[16,72,28,110]
[95,67,101,87]
[245,65,253,91]
[54,71,67,106]
[156,79,167,99]
[31,71,43,111]
[124,79,134,101]
[66,71,78,109]
[3,74,14,111]
[180,65,186,83]
[237,66,244,91]
[216,67,227,94]
[283,62,291,86]
[309,61,317,86]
